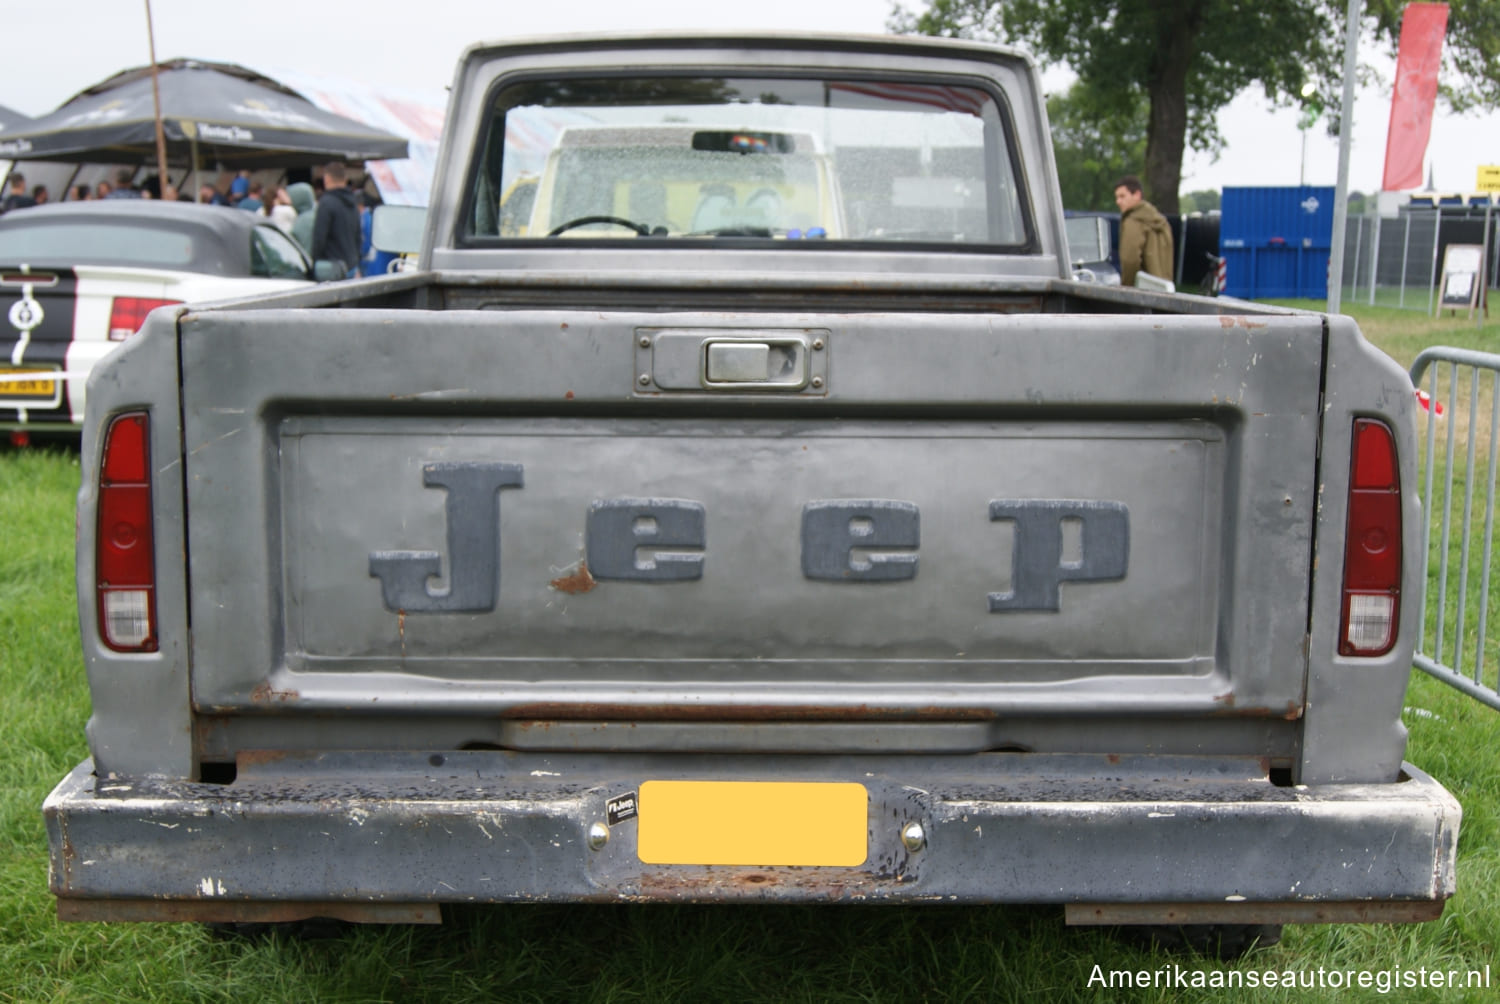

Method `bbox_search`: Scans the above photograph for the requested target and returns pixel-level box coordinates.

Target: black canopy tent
[1,105,53,199]
[0,104,36,139]
[0,60,408,169]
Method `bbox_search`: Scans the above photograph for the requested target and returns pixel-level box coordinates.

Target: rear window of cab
[465,74,1033,250]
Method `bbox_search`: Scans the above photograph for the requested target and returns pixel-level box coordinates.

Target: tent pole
[191,134,200,202]
[143,0,170,197]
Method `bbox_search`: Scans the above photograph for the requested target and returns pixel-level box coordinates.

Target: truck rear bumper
[45,752,1460,924]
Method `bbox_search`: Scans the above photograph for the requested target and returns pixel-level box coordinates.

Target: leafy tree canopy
[1049,81,1147,210]
[1180,188,1222,214]
[892,0,1500,214]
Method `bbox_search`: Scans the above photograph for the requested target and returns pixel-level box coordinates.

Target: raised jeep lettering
[367,464,1129,612]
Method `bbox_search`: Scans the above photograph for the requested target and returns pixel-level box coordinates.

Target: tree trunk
[1143,4,1206,215]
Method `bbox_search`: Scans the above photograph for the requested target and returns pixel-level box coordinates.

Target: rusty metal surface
[1066,901,1445,926]
[549,561,597,595]
[498,704,999,723]
[191,714,1298,762]
[46,752,1459,915]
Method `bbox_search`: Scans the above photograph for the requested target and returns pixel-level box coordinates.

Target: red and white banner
[1381,2,1449,191]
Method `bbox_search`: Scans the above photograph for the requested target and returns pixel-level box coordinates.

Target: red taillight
[97,412,157,652]
[1340,419,1401,656]
[108,297,181,341]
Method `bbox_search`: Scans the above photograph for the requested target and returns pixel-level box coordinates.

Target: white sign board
[1438,244,1486,317]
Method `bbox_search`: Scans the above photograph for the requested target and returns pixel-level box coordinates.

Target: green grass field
[4,303,1500,1002]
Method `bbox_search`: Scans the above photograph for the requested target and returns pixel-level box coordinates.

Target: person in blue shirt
[359,189,397,276]
[238,180,264,212]
[104,167,141,199]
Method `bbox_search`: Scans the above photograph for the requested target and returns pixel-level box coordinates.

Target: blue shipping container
[1220,186,1335,300]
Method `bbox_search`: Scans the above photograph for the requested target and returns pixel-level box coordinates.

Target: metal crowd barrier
[1410,347,1500,710]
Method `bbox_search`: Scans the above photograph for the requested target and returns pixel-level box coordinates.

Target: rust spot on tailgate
[250,682,300,704]
[1208,694,1305,720]
[236,749,293,768]
[1218,315,1268,330]
[550,562,597,595]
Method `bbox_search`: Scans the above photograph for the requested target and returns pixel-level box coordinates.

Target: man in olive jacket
[1114,175,1174,288]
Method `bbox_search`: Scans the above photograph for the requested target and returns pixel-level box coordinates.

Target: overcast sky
[1,0,1495,198]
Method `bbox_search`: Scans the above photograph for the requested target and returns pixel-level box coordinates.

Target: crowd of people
[0,162,391,278]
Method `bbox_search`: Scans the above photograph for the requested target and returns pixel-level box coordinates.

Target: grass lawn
[3,301,1500,1002]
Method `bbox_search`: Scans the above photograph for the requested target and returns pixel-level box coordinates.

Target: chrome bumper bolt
[901,822,926,853]
[587,822,610,850]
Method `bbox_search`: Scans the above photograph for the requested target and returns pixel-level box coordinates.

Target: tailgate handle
[702,337,808,389]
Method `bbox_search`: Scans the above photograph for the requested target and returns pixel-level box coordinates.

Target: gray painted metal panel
[191,714,1300,761]
[177,309,1321,729]
[1301,317,1427,783]
[74,308,193,779]
[46,753,1459,910]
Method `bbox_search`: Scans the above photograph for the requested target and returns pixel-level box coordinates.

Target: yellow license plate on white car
[637,781,868,866]
[0,368,59,402]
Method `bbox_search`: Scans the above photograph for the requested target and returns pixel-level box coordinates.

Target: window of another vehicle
[250,224,310,279]
[466,74,1032,249]
[0,219,198,269]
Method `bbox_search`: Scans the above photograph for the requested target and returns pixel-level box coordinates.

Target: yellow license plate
[0,369,57,399]
[637,781,868,866]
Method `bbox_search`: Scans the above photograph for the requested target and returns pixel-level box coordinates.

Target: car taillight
[1340,419,1401,656]
[108,297,181,341]
[97,412,157,652]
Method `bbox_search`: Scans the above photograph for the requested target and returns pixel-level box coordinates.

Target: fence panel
[1410,347,1500,709]
[1342,208,1497,315]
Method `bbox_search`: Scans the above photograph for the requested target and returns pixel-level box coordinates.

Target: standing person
[287,181,317,252]
[229,170,252,206]
[198,183,229,207]
[358,189,398,277]
[68,183,92,201]
[1114,175,1174,289]
[268,186,298,234]
[310,162,361,280]
[238,180,264,213]
[32,185,49,205]
[1,172,35,213]
[104,167,141,198]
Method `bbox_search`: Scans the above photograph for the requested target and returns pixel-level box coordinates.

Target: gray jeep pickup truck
[47,33,1459,940]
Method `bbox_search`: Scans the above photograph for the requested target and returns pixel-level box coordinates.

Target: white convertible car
[0,200,312,434]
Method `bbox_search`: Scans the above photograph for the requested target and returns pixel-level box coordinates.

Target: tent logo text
[198,124,255,142]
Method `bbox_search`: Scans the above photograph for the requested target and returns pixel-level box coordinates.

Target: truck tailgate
[179,308,1322,729]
